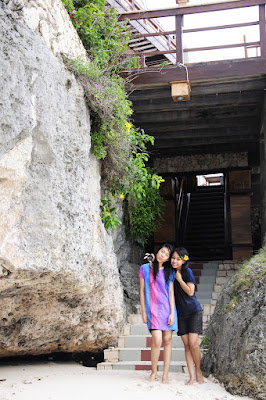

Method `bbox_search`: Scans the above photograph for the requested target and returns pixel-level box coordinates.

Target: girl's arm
[168,281,175,325]
[140,278,147,324]
[175,270,195,297]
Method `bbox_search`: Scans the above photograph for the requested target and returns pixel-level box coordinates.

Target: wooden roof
[118,0,266,157]
[125,60,266,156]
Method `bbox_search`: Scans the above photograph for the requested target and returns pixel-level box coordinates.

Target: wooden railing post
[175,14,183,63]
[259,4,266,58]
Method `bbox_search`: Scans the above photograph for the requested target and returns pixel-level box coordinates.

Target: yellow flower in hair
[183,255,189,261]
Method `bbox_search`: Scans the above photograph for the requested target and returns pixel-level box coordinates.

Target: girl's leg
[162,330,173,383]
[148,330,162,382]
[181,334,196,385]
[188,333,204,384]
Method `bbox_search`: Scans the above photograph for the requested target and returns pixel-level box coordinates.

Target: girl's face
[171,251,185,270]
[156,246,171,264]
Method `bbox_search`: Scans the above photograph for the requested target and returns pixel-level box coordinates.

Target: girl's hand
[142,312,148,324]
[175,270,182,282]
[168,313,174,326]
[144,253,155,263]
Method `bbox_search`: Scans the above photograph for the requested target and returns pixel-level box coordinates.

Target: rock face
[0,1,125,356]
[111,205,144,313]
[201,258,266,400]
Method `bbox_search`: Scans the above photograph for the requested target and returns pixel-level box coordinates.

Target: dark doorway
[153,172,231,260]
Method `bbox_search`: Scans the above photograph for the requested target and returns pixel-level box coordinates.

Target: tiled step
[97,360,185,372]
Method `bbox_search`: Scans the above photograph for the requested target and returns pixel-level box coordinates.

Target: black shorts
[177,311,203,336]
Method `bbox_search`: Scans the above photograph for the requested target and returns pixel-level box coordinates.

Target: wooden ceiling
[125,60,266,156]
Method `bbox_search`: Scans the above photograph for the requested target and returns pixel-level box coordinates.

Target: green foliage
[202,336,210,346]
[61,0,138,71]
[61,0,164,242]
[227,247,266,310]
[100,197,122,230]
[233,247,266,292]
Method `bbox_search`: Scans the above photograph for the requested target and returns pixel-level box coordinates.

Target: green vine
[61,0,164,243]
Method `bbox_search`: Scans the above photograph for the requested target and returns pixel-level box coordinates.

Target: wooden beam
[121,58,266,87]
[183,41,260,53]
[131,91,264,112]
[149,126,259,139]
[183,21,259,33]
[135,117,260,131]
[128,78,266,100]
[153,135,259,148]
[150,142,258,156]
[118,0,266,21]
[131,30,175,38]
[175,15,183,63]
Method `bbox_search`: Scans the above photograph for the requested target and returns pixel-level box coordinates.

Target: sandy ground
[0,361,255,400]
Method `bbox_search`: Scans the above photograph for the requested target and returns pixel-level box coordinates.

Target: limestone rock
[201,258,266,400]
[0,4,125,356]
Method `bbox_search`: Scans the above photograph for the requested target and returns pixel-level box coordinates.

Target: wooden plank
[229,170,251,190]
[131,30,175,38]
[183,21,259,33]
[152,136,258,148]
[232,246,253,260]
[175,15,183,63]
[118,0,266,20]
[128,78,266,99]
[148,126,259,139]
[121,58,266,86]
[133,108,261,124]
[131,96,264,112]
[183,41,260,53]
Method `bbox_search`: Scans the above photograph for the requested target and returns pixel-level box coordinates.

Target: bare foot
[162,375,169,384]
[185,378,196,385]
[147,372,157,382]
[196,370,205,384]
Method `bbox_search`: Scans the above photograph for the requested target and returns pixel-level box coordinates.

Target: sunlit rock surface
[201,255,266,400]
[0,1,125,357]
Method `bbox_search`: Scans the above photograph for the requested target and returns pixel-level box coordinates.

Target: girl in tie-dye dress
[139,243,178,383]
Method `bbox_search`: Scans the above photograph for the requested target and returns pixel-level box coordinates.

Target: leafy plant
[61,0,164,242]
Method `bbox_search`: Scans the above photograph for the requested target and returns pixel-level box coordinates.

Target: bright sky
[142,0,260,62]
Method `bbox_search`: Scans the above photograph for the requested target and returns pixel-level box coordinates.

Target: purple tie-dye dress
[139,263,178,331]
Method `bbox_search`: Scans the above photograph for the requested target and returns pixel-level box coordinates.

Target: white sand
[0,361,254,400]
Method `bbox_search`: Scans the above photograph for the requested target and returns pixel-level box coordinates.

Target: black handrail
[176,177,190,246]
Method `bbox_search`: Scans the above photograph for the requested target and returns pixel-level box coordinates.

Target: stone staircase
[97,260,240,371]
[97,311,187,371]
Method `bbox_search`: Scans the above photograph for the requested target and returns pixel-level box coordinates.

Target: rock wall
[111,204,144,313]
[0,0,125,357]
[201,256,266,400]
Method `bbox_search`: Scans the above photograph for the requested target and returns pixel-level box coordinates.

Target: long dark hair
[152,243,174,283]
[172,247,190,275]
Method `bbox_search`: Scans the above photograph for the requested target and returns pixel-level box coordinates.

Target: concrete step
[118,335,183,348]
[105,348,186,362]
[97,360,185,372]
[200,270,218,277]
[197,282,215,289]
[130,324,151,335]
[198,299,212,305]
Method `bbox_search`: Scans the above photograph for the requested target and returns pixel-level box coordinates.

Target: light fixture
[169,62,191,102]
[169,80,191,102]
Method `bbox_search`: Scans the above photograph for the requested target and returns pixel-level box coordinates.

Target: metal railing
[118,0,266,65]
